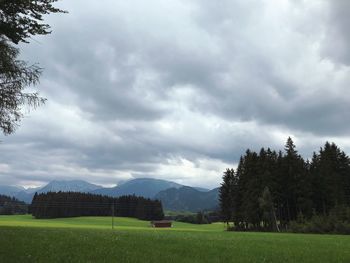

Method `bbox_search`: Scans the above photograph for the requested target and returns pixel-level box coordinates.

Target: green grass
[0,214,224,231]
[1,215,350,263]
[164,210,196,216]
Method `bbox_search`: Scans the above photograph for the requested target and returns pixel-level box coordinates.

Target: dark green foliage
[219,168,236,225]
[31,192,164,220]
[310,142,350,215]
[196,211,209,224]
[0,0,64,134]
[0,39,44,134]
[0,194,27,214]
[171,211,212,224]
[279,137,312,223]
[289,206,350,234]
[220,138,350,233]
[0,0,66,44]
[259,187,279,231]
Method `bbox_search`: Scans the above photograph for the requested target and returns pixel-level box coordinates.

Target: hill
[92,178,183,198]
[39,180,102,193]
[1,180,103,203]
[0,185,24,197]
[155,186,219,212]
[0,178,217,210]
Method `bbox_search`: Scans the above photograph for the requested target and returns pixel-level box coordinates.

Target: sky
[1,0,350,189]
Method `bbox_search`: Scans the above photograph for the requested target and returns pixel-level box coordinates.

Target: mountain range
[92,178,183,198]
[0,180,104,203]
[0,178,219,212]
[155,186,219,212]
[0,185,25,197]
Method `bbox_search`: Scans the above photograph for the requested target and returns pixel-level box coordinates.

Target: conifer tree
[219,168,236,227]
[220,137,350,232]
[311,142,350,214]
[259,187,279,232]
[0,0,65,134]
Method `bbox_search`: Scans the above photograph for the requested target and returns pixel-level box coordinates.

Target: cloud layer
[1,0,350,188]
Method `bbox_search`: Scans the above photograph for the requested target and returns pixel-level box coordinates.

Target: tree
[0,194,28,214]
[0,0,65,135]
[220,138,350,232]
[0,0,66,45]
[31,192,164,220]
[259,187,279,232]
[240,150,262,229]
[311,142,350,214]
[0,39,44,134]
[280,137,308,222]
[219,168,236,227]
[196,211,209,224]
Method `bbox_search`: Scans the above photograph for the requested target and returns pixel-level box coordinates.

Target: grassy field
[1,215,350,262]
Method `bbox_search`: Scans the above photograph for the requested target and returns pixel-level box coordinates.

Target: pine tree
[241,151,262,229]
[259,187,279,232]
[311,142,350,214]
[219,168,236,227]
[220,138,350,232]
[0,0,65,135]
[280,137,308,221]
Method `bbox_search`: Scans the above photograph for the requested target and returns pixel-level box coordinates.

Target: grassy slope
[0,215,223,231]
[1,215,350,263]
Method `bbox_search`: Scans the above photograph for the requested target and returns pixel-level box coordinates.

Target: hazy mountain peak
[93,178,183,198]
[41,180,102,192]
[155,187,219,212]
[0,180,103,203]
[0,185,24,196]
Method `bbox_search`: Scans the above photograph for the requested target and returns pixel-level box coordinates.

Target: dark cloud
[1,0,350,188]
[322,0,350,65]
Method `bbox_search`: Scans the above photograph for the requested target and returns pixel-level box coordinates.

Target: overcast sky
[1,0,350,189]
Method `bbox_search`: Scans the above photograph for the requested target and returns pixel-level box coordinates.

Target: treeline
[0,195,28,215]
[220,138,350,233]
[31,192,164,220]
[172,211,221,224]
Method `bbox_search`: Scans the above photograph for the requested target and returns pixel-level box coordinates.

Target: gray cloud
[321,0,350,65]
[1,0,350,188]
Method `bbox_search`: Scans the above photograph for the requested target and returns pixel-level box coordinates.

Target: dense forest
[31,192,164,220]
[219,138,350,234]
[0,195,28,215]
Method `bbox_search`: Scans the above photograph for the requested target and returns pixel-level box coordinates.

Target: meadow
[1,215,350,263]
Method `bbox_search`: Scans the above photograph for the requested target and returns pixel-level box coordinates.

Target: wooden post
[112,201,114,230]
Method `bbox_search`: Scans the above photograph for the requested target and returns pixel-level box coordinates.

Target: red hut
[151,220,173,228]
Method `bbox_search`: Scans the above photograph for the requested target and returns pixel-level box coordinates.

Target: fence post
[112,201,114,230]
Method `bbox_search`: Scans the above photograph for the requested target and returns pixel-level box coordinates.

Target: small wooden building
[151,220,172,228]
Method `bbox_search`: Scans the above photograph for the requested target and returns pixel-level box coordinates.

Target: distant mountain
[0,185,24,197]
[39,180,102,193]
[93,178,183,198]
[6,186,43,203]
[193,187,210,192]
[24,186,42,194]
[0,178,218,209]
[0,180,103,203]
[155,186,220,212]
[14,191,35,204]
